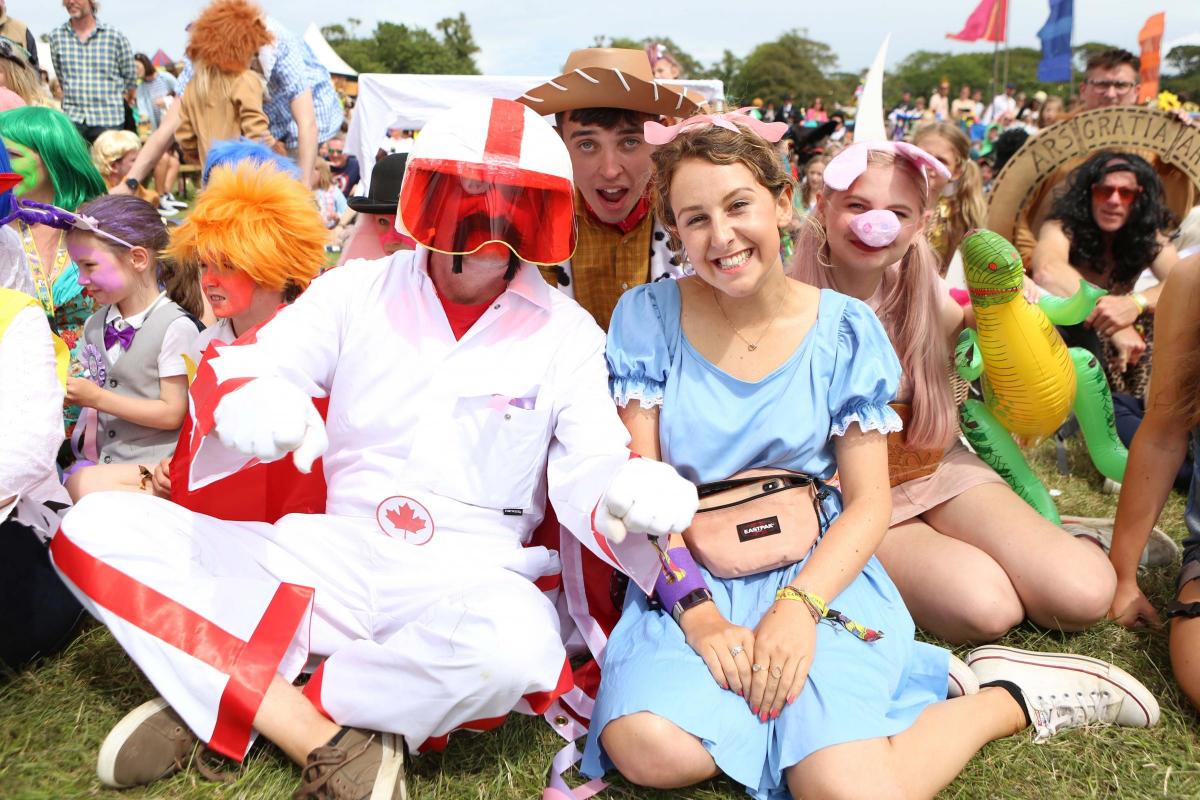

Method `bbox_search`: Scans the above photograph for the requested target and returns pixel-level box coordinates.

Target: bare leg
[1171,580,1200,713]
[786,688,1026,800]
[600,712,720,789]
[153,154,168,198]
[253,674,341,766]
[66,463,156,502]
[877,518,1024,643]
[919,484,1116,631]
[163,152,181,197]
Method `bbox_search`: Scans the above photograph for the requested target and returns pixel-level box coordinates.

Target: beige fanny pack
[682,469,830,579]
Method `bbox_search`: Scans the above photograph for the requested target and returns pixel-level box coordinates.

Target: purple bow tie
[104,322,136,351]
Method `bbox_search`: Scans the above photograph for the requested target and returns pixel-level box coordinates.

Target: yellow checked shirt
[540,194,657,331]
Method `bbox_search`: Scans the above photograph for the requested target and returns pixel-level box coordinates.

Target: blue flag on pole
[1037,0,1074,82]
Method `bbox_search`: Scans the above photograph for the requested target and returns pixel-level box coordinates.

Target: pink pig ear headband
[644,107,790,145]
[824,142,951,248]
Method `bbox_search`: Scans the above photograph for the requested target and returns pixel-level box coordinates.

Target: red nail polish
[759,711,768,722]
[786,694,796,705]
[770,709,780,720]
[751,706,759,715]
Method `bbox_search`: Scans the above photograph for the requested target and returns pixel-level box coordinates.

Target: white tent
[303,23,357,77]
[346,73,724,193]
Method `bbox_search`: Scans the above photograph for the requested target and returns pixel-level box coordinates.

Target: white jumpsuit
[52,251,659,760]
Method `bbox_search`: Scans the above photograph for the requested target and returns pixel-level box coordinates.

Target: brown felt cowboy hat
[518,48,702,118]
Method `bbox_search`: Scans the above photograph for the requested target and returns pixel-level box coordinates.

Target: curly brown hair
[649,122,794,241]
[185,0,272,75]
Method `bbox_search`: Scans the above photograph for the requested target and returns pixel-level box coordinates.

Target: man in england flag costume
[51,97,699,800]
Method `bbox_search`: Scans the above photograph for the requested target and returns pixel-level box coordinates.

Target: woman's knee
[786,744,908,800]
[600,712,717,789]
[935,574,1025,644]
[1025,543,1116,630]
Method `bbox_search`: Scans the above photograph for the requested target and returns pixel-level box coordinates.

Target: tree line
[322,17,1200,108]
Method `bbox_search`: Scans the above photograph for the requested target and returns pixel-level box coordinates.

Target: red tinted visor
[398,158,577,266]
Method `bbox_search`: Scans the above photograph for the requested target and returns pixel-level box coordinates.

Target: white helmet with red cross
[397,97,577,266]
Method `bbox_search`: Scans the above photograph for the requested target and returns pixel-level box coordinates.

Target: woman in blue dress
[581,113,1161,799]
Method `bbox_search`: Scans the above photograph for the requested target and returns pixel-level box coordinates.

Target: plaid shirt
[179,22,342,149]
[48,20,135,128]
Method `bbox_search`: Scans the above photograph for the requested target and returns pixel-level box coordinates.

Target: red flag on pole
[947,0,1008,43]
[1137,12,1166,104]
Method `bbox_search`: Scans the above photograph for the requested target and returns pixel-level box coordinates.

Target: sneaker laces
[293,733,376,799]
[1028,689,1116,742]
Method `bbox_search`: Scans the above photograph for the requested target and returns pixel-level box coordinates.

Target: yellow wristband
[1131,293,1148,314]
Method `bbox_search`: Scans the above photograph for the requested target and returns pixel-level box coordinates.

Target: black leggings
[0,519,85,671]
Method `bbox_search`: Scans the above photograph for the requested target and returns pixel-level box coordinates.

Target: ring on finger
[751,663,764,673]
[770,665,783,679]
[730,645,744,658]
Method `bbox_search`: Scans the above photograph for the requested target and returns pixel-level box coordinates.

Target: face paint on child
[376,214,414,254]
[68,240,131,300]
[201,264,257,318]
[7,142,42,197]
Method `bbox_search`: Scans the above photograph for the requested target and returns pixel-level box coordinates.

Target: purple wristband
[654,547,708,611]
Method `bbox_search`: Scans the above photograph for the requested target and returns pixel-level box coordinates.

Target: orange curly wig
[185,0,273,74]
[166,162,327,292]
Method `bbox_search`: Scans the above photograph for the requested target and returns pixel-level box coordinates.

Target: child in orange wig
[68,160,330,523]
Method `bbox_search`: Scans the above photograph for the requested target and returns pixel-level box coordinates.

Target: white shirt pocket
[412,392,552,512]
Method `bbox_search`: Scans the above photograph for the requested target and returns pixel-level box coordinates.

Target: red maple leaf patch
[386,503,426,535]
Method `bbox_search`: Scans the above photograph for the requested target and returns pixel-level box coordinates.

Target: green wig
[0,107,106,211]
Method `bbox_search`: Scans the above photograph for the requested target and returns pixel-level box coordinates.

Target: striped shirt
[48,19,136,128]
[179,20,342,149]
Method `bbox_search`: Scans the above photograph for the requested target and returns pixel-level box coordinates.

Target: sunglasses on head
[1091,184,1141,204]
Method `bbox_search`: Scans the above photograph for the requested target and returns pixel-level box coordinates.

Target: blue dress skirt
[581,281,949,799]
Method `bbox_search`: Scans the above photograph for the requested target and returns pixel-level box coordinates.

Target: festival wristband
[654,546,709,616]
[776,586,884,642]
[1130,293,1148,315]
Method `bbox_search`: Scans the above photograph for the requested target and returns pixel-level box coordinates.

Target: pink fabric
[824,141,951,193]
[644,108,789,145]
[0,88,25,111]
[848,208,902,247]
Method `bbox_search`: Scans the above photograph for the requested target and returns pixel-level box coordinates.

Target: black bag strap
[696,473,824,513]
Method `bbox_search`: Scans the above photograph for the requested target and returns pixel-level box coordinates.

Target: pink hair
[791,151,956,449]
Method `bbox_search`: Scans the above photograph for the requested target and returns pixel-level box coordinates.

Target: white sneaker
[967,645,1159,741]
[161,192,188,209]
[157,205,179,218]
[1061,515,1179,568]
[947,653,980,698]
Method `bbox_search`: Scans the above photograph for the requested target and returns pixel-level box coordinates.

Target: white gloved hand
[211,377,328,473]
[596,458,698,543]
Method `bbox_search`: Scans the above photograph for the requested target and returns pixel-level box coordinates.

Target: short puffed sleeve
[828,297,904,437]
[606,281,680,409]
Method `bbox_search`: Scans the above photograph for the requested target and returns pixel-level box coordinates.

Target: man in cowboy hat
[519,48,701,329]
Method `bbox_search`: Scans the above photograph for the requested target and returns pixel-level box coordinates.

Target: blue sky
[17,0,1200,77]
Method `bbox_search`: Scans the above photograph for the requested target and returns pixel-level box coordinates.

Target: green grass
[3,437,1199,799]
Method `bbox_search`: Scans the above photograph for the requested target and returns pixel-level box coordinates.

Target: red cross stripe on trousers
[50,529,313,761]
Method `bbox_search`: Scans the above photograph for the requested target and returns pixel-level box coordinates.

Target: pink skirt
[889,440,1006,525]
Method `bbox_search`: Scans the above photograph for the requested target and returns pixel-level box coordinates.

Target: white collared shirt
[103,292,197,378]
[191,248,648,569]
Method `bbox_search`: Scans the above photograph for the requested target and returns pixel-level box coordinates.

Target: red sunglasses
[1091,184,1141,205]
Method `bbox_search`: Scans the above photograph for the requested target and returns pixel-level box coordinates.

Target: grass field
[2,437,1198,799]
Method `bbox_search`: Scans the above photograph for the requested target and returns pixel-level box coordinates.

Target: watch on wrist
[671,587,713,624]
[1165,600,1200,620]
[124,177,140,191]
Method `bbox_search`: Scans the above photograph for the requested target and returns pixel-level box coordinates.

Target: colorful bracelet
[776,586,884,642]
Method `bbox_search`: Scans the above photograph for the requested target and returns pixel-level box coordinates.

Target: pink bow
[823,141,951,193]
[644,108,790,146]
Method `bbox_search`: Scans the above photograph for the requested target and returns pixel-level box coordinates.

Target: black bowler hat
[347,153,407,214]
